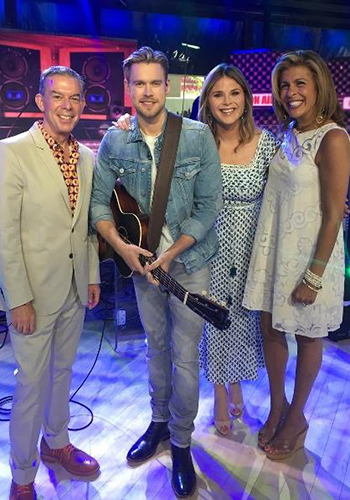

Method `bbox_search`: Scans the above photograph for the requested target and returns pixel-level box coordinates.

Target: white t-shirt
[143,133,174,256]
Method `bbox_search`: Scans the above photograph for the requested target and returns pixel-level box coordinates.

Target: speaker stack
[66,50,125,119]
[0,44,42,116]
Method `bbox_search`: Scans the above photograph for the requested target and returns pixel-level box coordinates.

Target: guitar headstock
[188,293,231,331]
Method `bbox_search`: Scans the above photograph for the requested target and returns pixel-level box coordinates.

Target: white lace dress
[199,130,279,384]
[243,123,348,338]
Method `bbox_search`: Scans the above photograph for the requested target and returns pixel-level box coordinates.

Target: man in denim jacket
[90,46,222,497]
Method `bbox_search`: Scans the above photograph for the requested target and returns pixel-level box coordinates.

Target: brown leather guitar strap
[147,112,183,253]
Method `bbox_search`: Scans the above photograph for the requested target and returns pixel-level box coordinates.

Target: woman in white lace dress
[198,64,279,435]
[243,50,350,459]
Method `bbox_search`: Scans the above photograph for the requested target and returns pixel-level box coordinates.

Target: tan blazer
[0,123,100,315]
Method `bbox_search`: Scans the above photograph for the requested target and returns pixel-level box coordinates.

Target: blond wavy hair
[123,46,169,82]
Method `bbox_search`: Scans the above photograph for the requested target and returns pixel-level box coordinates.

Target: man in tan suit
[0,66,101,500]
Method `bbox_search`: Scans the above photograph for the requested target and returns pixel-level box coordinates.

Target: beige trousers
[8,280,85,485]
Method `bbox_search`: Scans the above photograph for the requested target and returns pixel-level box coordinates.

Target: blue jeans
[133,262,210,448]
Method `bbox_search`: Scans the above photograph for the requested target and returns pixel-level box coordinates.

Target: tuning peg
[201,290,207,296]
[221,301,227,307]
[211,295,217,302]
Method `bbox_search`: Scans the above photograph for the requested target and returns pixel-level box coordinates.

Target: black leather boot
[126,421,170,463]
[171,444,196,497]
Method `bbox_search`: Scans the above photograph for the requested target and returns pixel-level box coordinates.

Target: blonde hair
[271,50,345,129]
[198,63,255,151]
[123,46,169,82]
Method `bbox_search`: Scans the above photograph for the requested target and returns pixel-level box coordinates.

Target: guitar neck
[138,255,230,331]
[139,255,188,303]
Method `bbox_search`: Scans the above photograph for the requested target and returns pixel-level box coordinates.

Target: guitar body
[98,182,149,278]
[97,182,231,331]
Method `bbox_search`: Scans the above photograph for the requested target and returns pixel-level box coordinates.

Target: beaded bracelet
[305,269,322,288]
[303,278,322,291]
[302,278,321,293]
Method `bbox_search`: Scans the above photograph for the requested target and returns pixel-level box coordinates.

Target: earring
[207,114,213,126]
[283,113,288,121]
[316,112,324,125]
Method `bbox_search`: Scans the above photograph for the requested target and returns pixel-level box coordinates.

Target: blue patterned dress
[200,130,279,384]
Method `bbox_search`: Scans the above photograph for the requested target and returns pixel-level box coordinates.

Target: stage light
[181,43,200,50]
[343,97,350,110]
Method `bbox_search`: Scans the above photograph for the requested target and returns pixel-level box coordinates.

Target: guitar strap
[147,112,183,253]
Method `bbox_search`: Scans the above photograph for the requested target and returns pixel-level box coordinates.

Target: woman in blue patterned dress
[198,64,279,435]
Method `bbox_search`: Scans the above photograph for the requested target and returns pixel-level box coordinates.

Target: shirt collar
[126,109,168,148]
[37,120,77,152]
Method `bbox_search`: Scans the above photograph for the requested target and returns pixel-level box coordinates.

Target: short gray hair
[39,66,85,95]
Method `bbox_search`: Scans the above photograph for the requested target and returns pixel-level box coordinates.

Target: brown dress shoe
[9,481,36,500]
[40,437,100,476]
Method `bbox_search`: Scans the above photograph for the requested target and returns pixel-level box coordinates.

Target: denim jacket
[90,113,222,274]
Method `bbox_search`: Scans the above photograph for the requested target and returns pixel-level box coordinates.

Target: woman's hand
[291,282,318,307]
[112,113,132,131]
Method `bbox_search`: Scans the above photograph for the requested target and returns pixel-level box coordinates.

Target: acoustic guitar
[98,182,231,331]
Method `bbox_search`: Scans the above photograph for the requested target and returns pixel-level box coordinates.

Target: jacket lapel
[29,123,71,214]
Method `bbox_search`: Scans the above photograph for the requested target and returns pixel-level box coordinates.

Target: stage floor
[1,304,350,499]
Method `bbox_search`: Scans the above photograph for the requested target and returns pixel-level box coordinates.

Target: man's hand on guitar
[113,113,132,131]
[119,241,153,275]
[144,251,175,286]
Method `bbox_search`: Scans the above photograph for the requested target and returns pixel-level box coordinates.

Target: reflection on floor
[1,267,350,499]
